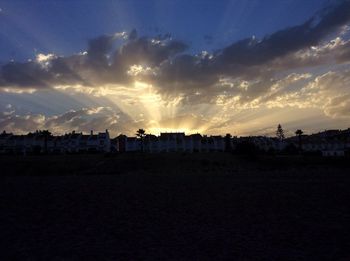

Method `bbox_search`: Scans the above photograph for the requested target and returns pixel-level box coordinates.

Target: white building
[116,132,226,153]
[0,130,111,154]
[115,132,225,153]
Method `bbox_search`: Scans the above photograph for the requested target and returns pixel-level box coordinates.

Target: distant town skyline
[2,127,349,156]
[2,125,350,140]
[1,0,350,137]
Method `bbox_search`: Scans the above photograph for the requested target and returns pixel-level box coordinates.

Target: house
[190,134,202,152]
[2,128,348,155]
[159,133,185,152]
[116,132,226,153]
[120,133,188,153]
[144,134,159,153]
[0,130,111,154]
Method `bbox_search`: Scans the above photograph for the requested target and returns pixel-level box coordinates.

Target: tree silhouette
[295,129,303,152]
[39,130,52,154]
[276,124,285,141]
[136,129,146,152]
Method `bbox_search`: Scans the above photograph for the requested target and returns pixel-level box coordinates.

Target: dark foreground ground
[1,153,350,260]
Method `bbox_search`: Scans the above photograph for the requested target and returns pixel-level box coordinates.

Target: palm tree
[295,129,303,152]
[136,129,146,152]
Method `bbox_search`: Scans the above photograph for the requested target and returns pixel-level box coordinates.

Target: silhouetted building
[0,130,110,154]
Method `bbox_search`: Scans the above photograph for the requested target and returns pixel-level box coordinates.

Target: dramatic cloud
[324,94,350,118]
[1,1,350,135]
[217,0,350,67]
[0,106,224,136]
[0,106,139,135]
[1,1,349,93]
[306,70,350,118]
[0,31,188,89]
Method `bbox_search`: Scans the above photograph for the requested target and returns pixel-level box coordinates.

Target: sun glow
[44,80,231,135]
[147,127,204,136]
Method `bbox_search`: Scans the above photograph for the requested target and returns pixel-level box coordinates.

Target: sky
[0,0,350,137]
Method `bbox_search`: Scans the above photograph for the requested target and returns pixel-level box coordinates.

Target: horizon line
[2,127,350,139]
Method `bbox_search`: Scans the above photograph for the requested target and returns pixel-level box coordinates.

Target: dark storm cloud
[152,0,350,97]
[0,30,187,88]
[113,34,187,68]
[0,0,350,97]
[0,55,88,88]
[217,0,350,67]
[128,29,138,41]
[87,34,116,68]
[1,61,52,88]
[156,54,218,91]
